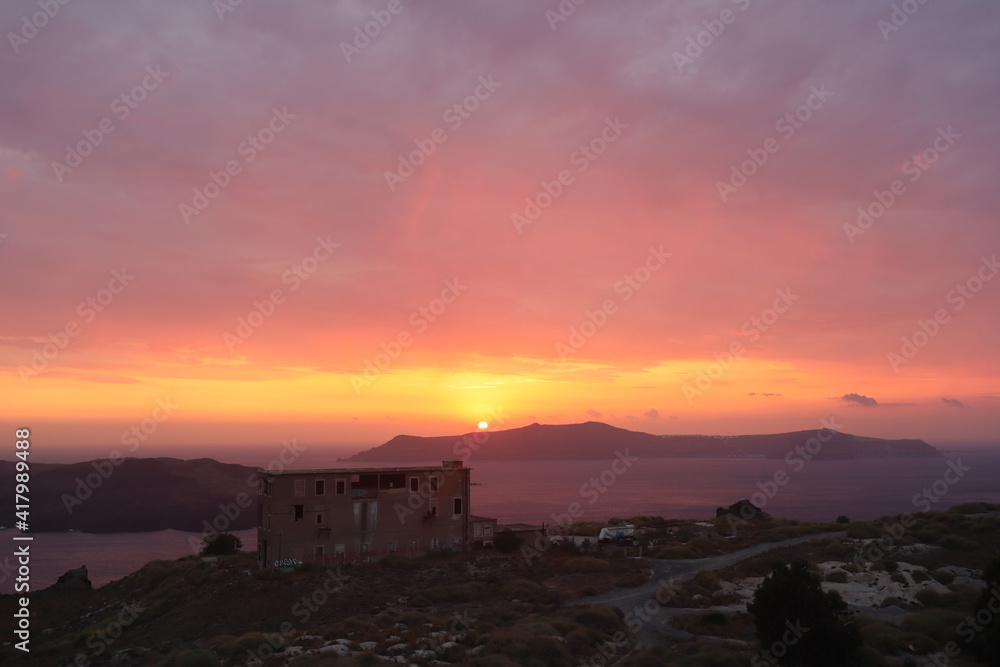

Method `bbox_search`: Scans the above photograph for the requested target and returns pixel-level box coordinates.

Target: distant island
[0,457,258,533]
[0,423,940,533]
[340,421,942,463]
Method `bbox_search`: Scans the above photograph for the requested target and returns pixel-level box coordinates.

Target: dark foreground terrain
[2,503,999,666]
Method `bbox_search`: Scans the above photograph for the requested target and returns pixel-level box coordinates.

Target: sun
[477,421,489,430]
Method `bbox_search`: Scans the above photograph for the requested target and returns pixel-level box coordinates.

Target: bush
[931,570,956,585]
[880,596,909,609]
[938,535,978,551]
[423,582,488,603]
[201,533,242,556]
[700,611,727,627]
[693,570,721,592]
[494,529,523,553]
[676,643,746,667]
[573,604,623,627]
[915,589,944,607]
[836,515,850,524]
[948,502,992,514]
[688,537,718,554]
[483,626,573,667]
[971,557,1000,665]
[563,557,611,574]
[860,621,910,652]
[174,649,221,667]
[901,609,965,644]
[652,544,700,559]
[846,523,882,539]
[825,570,849,584]
[221,632,278,659]
[748,560,863,665]
[502,579,545,599]
[380,553,417,570]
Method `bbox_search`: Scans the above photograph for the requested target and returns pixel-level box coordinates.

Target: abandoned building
[256,460,484,567]
[469,514,498,549]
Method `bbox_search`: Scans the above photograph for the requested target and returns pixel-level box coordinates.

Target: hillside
[0,457,258,532]
[340,421,941,463]
[3,505,997,666]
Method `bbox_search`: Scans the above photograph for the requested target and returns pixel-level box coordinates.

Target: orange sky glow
[2,1,998,463]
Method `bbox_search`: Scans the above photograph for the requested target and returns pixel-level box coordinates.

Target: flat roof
[259,464,469,475]
[498,523,544,531]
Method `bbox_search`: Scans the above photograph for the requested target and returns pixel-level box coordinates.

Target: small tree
[835,515,850,524]
[201,532,242,556]
[748,559,863,666]
[972,557,1000,666]
[494,528,523,553]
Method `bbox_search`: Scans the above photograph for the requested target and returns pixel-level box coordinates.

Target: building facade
[256,460,471,567]
[469,515,497,548]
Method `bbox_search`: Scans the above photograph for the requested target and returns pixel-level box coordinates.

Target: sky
[2,0,999,463]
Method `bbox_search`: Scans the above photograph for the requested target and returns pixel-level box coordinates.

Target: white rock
[436,641,459,654]
[359,641,378,651]
[318,644,350,656]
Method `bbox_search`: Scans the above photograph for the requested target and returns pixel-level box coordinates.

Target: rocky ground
[3,507,998,666]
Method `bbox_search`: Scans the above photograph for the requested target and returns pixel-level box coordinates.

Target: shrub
[688,537,718,554]
[901,609,965,644]
[380,554,417,570]
[820,540,853,559]
[502,579,545,599]
[693,570,721,592]
[931,570,956,585]
[938,535,978,551]
[890,572,907,584]
[483,627,572,667]
[174,649,221,667]
[570,605,623,633]
[836,515,850,524]
[652,545,700,559]
[700,611,727,627]
[676,643,745,667]
[422,582,488,603]
[846,523,882,539]
[563,557,611,574]
[860,621,909,652]
[915,589,944,607]
[494,529,523,553]
[826,570,849,584]
[748,560,863,665]
[201,533,242,556]
[564,627,601,655]
[948,502,991,514]
[221,632,279,659]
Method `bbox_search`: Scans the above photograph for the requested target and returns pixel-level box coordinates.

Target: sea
[5,453,999,592]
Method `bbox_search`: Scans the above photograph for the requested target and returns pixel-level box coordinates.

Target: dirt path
[579,532,847,650]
